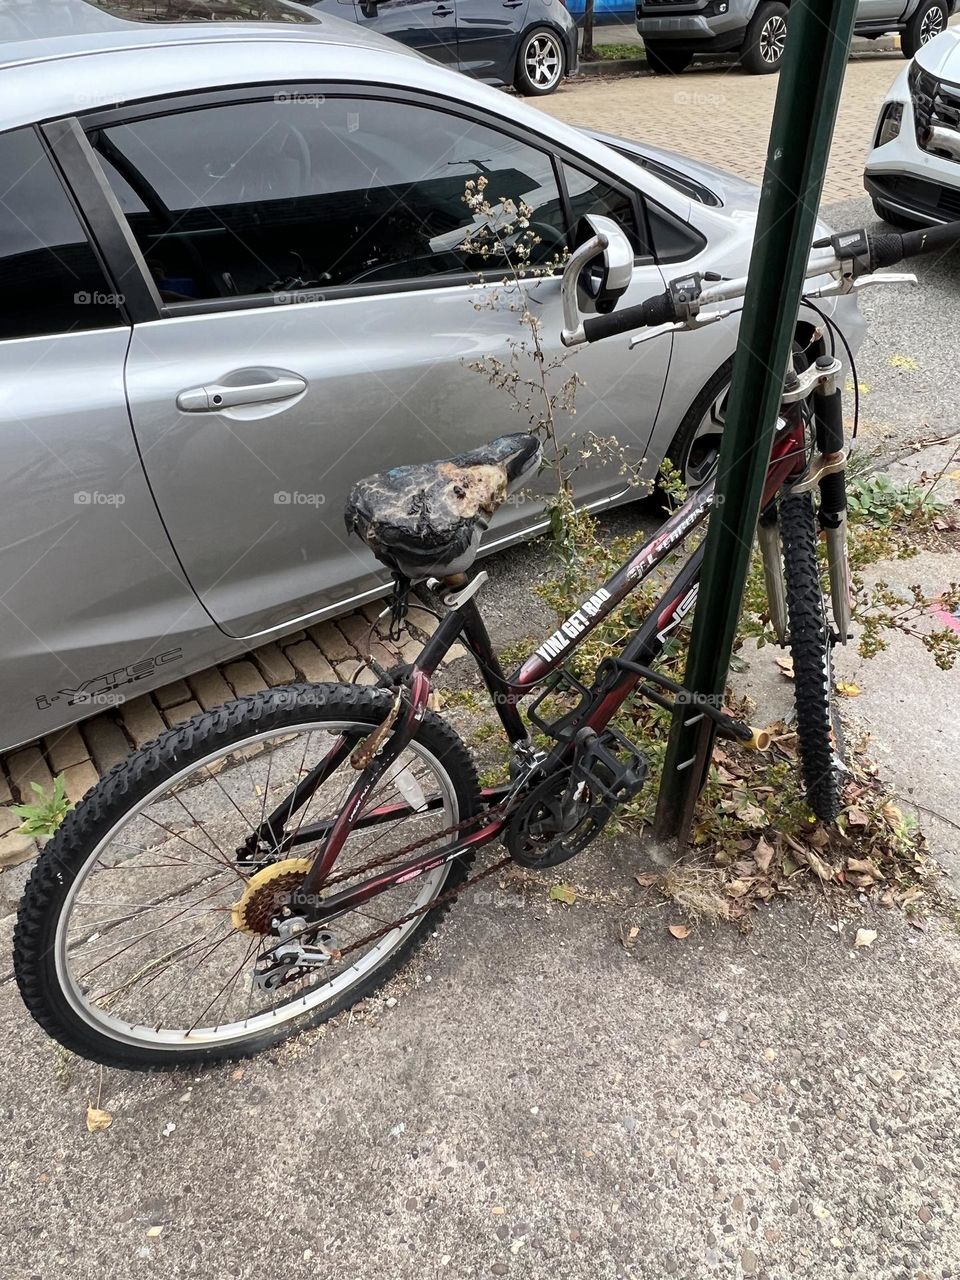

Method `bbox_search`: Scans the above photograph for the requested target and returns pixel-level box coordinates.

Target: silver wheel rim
[760,14,787,63]
[524,32,563,89]
[920,6,944,42]
[54,720,458,1051]
[684,384,729,488]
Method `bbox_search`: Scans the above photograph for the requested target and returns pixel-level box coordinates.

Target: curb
[576,58,646,77]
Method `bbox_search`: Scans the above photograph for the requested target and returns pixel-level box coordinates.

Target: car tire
[870,196,925,229]
[901,0,947,58]
[514,27,566,96]
[644,43,693,75]
[740,1,789,74]
[655,358,733,502]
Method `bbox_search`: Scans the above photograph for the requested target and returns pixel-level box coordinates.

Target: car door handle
[502,1,524,7]
[432,4,454,13]
[177,372,307,413]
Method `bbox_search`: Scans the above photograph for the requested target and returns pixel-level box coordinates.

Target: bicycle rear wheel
[14,684,479,1069]
[779,490,843,821]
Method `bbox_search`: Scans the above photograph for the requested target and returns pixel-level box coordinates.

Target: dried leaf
[845,807,870,828]
[754,836,774,873]
[882,801,903,827]
[668,923,691,940]
[634,872,659,887]
[803,849,834,882]
[734,801,767,827]
[85,1106,112,1133]
[847,856,881,880]
[854,928,878,948]
[775,654,795,679]
[835,681,860,698]
[549,883,576,906]
[725,879,753,898]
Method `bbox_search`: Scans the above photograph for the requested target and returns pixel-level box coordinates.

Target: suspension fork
[811,370,852,640]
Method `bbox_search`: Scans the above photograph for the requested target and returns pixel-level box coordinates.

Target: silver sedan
[0,0,865,753]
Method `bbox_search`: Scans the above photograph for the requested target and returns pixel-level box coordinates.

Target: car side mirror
[560,215,634,345]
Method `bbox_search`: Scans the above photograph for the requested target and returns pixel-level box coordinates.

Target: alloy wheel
[760,14,788,64]
[525,32,563,91]
[920,5,945,43]
[684,384,728,488]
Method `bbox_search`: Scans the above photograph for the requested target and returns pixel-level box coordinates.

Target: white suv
[865,27,960,226]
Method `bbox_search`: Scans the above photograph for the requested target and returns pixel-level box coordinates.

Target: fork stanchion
[652,0,860,845]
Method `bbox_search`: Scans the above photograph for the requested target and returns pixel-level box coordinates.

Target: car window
[644,199,706,264]
[562,161,643,255]
[90,97,567,304]
[0,127,124,342]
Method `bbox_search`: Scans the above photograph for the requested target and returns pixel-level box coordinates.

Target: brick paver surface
[539,52,904,202]
[0,48,913,858]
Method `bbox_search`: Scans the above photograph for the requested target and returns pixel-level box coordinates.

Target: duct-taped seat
[345,433,542,581]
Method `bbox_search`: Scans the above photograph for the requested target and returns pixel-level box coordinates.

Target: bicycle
[14,216,959,1069]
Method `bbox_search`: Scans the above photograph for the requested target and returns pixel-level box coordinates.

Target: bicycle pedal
[527,666,593,740]
[572,727,648,807]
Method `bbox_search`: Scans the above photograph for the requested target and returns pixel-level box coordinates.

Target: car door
[82,90,669,641]
[856,0,905,22]
[347,0,459,64]
[456,0,528,80]
[0,125,211,752]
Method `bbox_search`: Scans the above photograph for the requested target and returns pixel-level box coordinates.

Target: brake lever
[805,270,918,299]
[628,307,731,348]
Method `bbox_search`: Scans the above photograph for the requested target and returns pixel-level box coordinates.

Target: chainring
[505,768,609,869]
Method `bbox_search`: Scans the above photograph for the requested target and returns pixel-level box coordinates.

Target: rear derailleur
[251,918,341,992]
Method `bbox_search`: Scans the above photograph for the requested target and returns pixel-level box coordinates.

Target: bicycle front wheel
[779,490,843,821]
[14,684,479,1070]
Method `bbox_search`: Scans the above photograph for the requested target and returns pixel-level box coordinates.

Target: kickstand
[387,573,411,641]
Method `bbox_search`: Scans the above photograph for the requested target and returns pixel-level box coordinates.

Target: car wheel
[656,360,732,501]
[740,1,788,74]
[870,196,925,229]
[644,43,693,75]
[514,28,566,96]
[901,0,947,58]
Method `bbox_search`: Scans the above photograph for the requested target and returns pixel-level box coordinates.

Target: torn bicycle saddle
[344,433,542,580]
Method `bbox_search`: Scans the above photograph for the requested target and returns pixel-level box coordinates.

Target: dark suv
[636,0,957,76]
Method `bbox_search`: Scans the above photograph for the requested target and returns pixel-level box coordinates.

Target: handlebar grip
[581,290,676,343]
[868,218,960,269]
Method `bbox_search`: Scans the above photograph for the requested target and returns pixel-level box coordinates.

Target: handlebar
[581,289,677,343]
[575,217,960,345]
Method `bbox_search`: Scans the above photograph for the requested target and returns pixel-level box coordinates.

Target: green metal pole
[653,0,859,843]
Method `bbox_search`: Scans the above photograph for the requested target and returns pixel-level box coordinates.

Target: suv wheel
[514,28,566,96]
[740,1,788,74]
[871,197,925,230]
[644,43,693,75]
[901,0,947,59]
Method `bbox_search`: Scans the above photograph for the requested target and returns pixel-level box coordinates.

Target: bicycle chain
[337,853,512,959]
[264,802,512,982]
